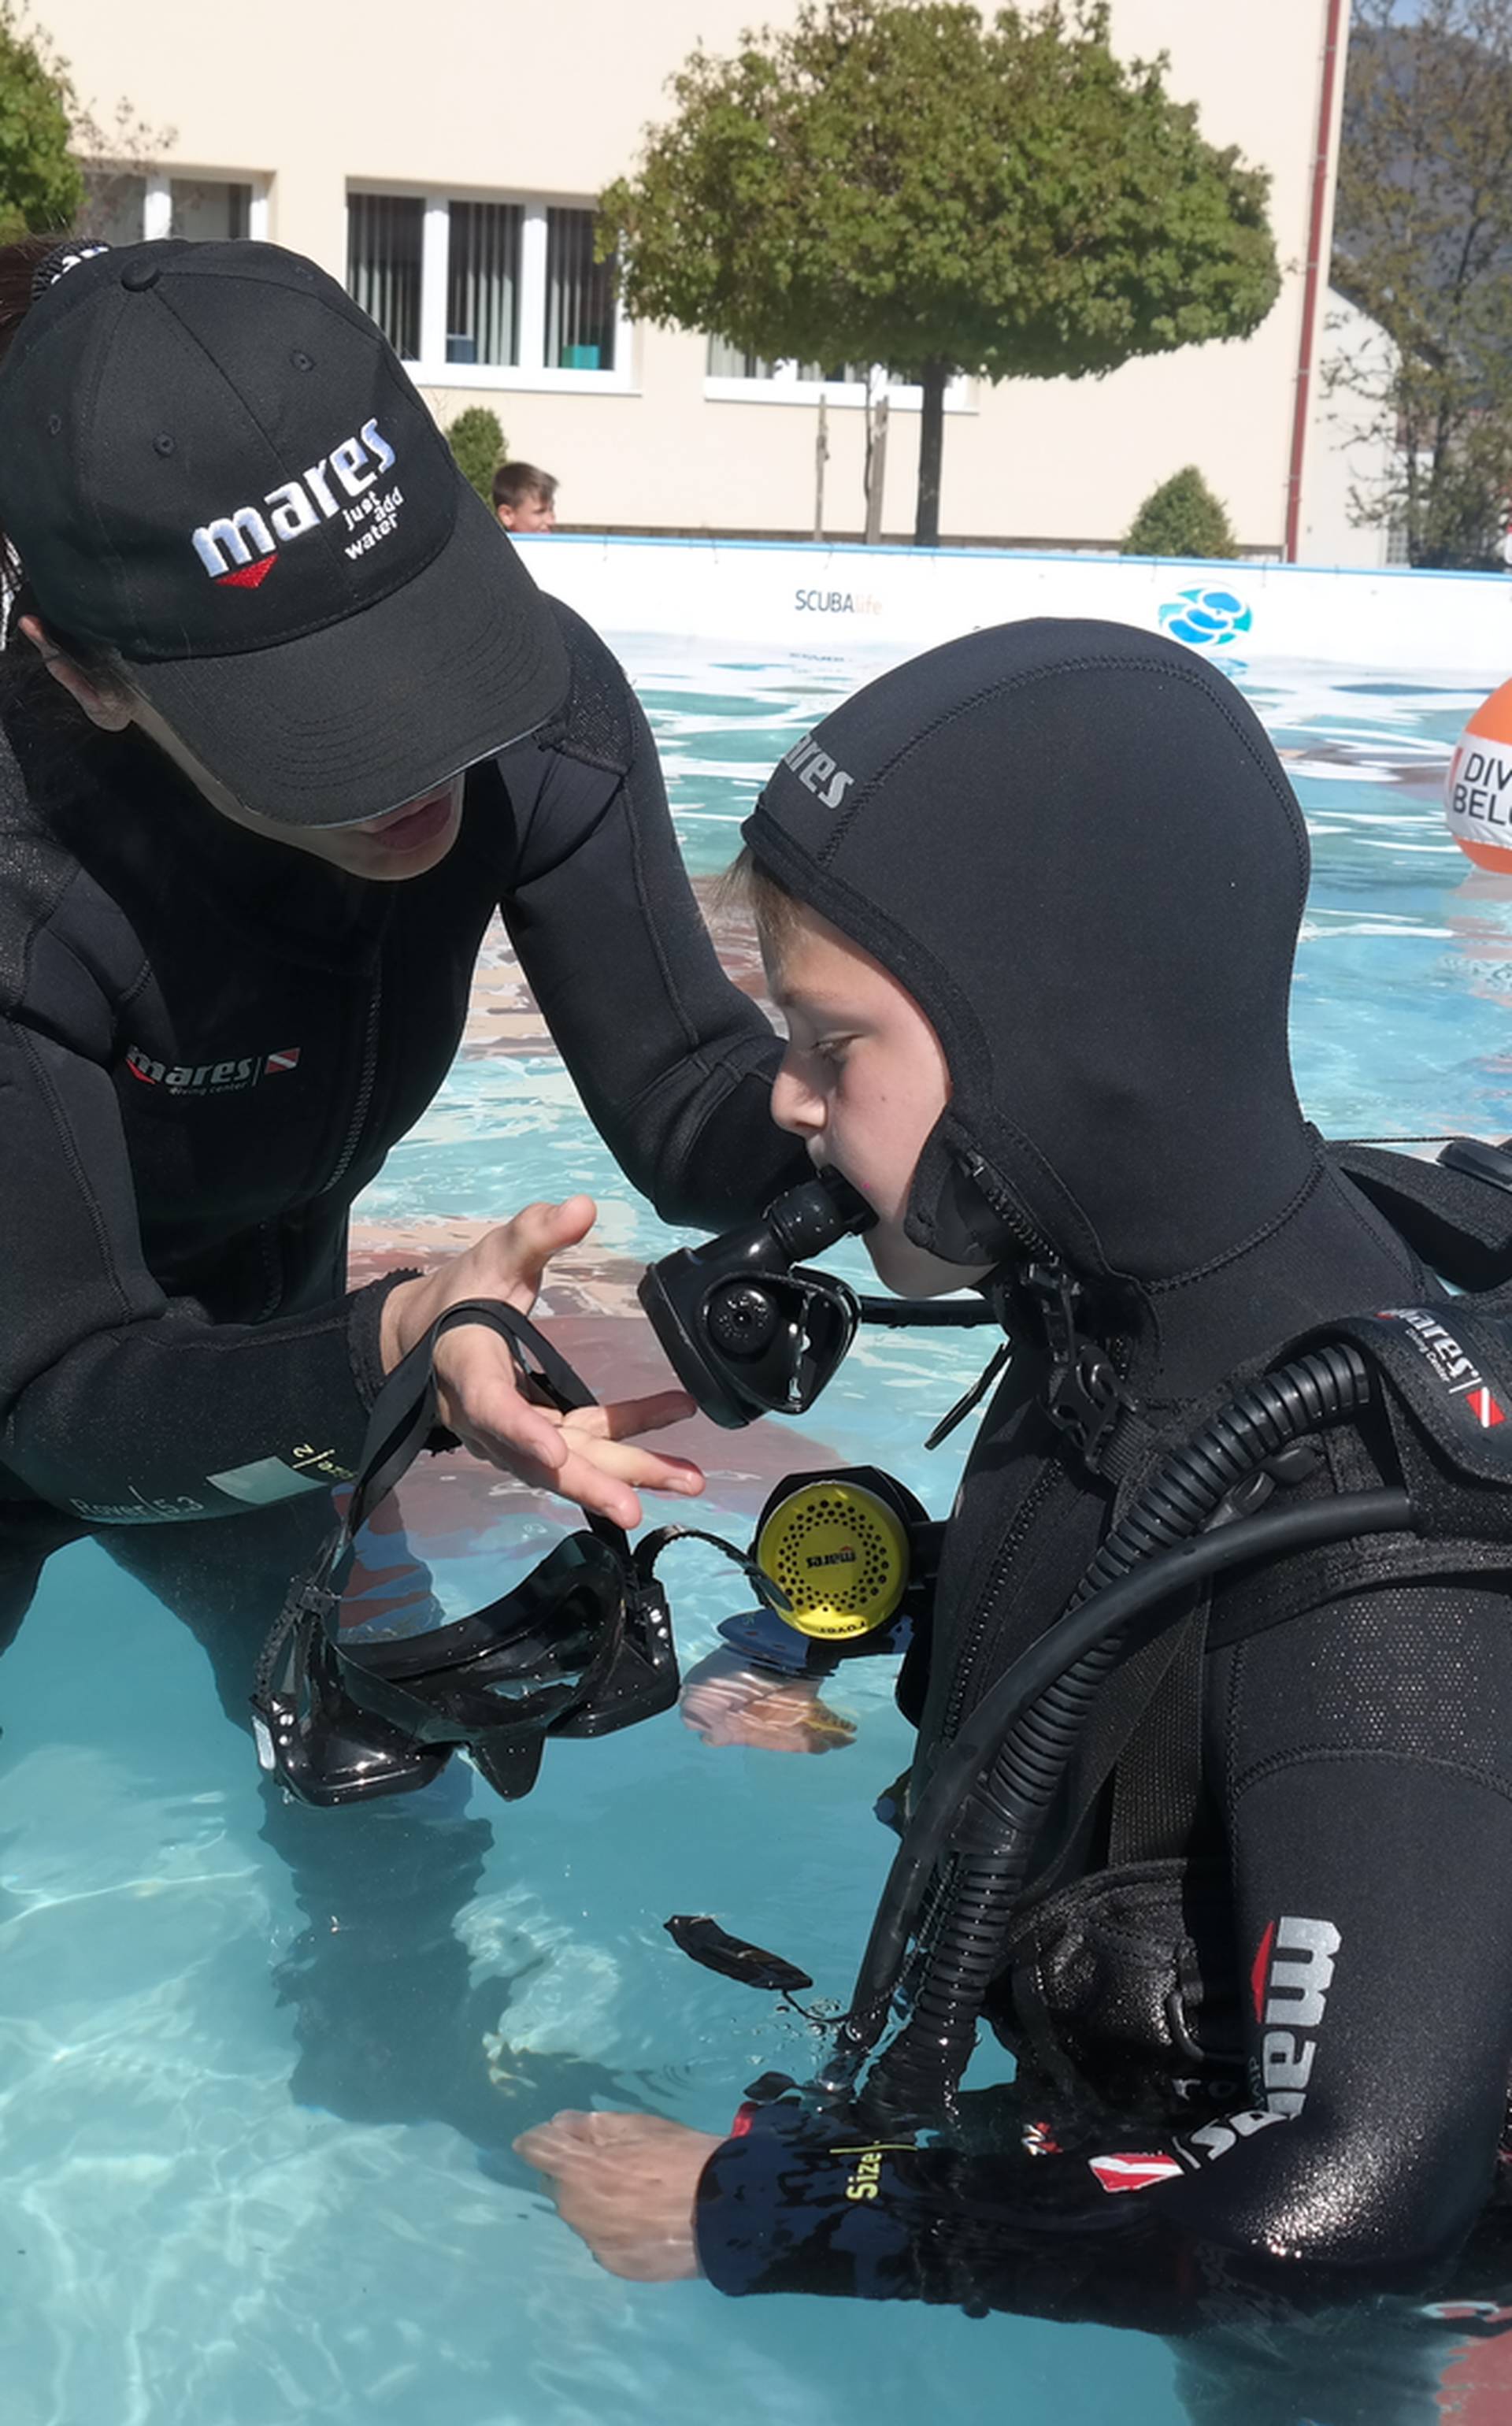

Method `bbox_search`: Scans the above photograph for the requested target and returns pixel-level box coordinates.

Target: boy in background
[493,462,558,531]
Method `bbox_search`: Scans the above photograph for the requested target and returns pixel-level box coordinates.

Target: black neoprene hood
[744,618,1318,1286]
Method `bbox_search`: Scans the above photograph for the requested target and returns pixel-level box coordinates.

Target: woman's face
[22,616,466,881]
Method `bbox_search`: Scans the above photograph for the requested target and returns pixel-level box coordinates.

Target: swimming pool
[2,638,1507,2426]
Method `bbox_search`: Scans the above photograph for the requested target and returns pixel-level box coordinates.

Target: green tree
[1121,464,1236,558]
[447,405,508,504]
[601,0,1280,544]
[0,2,83,244]
[1332,0,1512,569]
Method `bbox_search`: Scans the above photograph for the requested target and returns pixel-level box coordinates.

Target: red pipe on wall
[1284,0,1347,562]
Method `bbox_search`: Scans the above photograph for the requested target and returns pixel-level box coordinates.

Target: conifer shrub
[447,406,507,504]
[1121,466,1237,559]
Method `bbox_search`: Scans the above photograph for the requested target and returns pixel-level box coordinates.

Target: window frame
[704,356,973,413]
[346,183,634,395]
[78,165,270,246]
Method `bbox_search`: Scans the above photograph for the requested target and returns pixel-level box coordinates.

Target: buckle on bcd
[1024,1260,1136,1472]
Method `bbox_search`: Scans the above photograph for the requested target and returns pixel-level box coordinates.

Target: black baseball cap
[0,239,569,825]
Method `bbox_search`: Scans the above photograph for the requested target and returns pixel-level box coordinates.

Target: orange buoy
[1446,681,1512,870]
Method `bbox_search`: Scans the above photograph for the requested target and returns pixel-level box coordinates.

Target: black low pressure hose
[853,1345,1391,2113]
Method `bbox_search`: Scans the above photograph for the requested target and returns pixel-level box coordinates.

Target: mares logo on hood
[780,733,855,813]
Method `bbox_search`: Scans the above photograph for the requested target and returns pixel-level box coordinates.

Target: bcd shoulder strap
[1329,1137,1512,1293]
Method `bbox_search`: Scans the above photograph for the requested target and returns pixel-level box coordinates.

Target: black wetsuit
[693,619,1512,2421]
[0,597,800,1525]
[0,596,801,2190]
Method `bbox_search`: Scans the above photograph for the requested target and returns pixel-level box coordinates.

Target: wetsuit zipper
[326,972,384,1196]
[937,1152,1072,1739]
[942,1456,1064,1742]
[251,976,381,1321]
[253,1218,286,1322]
[962,1150,1056,1263]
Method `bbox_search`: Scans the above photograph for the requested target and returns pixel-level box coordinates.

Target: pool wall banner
[517,533,1512,681]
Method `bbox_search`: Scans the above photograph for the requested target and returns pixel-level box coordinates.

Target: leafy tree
[1121,464,1236,558]
[447,405,508,503]
[601,0,1280,543]
[0,2,83,243]
[1332,0,1512,569]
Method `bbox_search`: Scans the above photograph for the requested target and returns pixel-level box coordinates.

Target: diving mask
[252,1297,769,1807]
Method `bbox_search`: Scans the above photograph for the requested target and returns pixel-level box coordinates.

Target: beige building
[42,0,1379,559]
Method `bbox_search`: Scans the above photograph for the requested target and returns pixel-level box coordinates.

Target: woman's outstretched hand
[513,2110,719,2280]
[378,1196,703,1527]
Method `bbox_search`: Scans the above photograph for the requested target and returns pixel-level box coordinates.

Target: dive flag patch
[215,556,277,589]
[1088,2152,1184,2195]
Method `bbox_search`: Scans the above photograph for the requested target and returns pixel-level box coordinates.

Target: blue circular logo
[1158,588,1254,649]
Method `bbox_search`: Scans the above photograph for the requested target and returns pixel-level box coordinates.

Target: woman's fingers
[553,1389,698,1441]
[413,1226,709,1522]
[480,1195,597,1303]
[555,1427,704,1491]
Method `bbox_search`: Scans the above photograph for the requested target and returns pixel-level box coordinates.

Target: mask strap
[343,1296,611,1544]
[636,1523,793,1615]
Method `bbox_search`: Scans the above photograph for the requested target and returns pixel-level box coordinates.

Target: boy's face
[764,903,991,1296]
[496,492,557,531]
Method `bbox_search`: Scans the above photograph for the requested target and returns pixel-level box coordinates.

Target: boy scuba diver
[517,618,1512,2379]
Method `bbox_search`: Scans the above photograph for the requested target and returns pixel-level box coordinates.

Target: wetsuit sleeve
[697,1582,1512,2327]
[0,1010,396,1519]
[497,612,806,1230]
[695,2114,1512,2425]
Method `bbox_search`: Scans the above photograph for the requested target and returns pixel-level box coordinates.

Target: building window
[545,206,616,371]
[706,337,867,382]
[80,167,264,249]
[704,338,966,410]
[348,192,424,361]
[347,189,628,389]
[80,167,148,247]
[447,201,522,367]
[170,178,251,240]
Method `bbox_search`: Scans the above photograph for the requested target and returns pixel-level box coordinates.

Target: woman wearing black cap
[0,230,802,1584]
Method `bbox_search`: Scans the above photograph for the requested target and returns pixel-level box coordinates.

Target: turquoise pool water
[2,640,1509,2426]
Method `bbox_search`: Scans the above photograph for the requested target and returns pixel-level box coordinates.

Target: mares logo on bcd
[1250,1913,1340,2116]
[1377,1308,1507,1429]
[191,419,398,584]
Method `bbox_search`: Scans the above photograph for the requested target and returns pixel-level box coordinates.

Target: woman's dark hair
[0,235,67,614]
[0,235,124,701]
[0,233,135,810]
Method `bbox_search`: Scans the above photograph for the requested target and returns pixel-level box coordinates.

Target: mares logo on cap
[780,733,856,812]
[191,418,398,584]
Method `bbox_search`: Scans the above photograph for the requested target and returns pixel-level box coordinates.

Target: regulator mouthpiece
[638,1172,873,1429]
